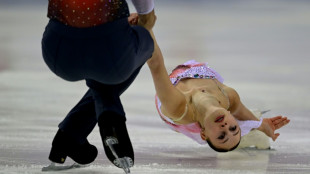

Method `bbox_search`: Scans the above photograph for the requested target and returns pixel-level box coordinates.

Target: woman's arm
[131,14,186,118]
[228,87,290,141]
[147,30,188,119]
[227,87,260,121]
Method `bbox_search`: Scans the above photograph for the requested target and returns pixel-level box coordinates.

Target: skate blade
[105,137,132,174]
[42,162,89,171]
[114,157,133,174]
[261,110,271,114]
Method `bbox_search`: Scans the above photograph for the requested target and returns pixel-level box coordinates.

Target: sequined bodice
[47,0,129,28]
[169,62,224,86]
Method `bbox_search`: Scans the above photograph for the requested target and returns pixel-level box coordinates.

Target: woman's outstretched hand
[258,116,290,141]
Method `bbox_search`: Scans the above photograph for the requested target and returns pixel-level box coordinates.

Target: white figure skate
[238,110,271,149]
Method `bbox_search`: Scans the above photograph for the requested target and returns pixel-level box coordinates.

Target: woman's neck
[193,97,221,128]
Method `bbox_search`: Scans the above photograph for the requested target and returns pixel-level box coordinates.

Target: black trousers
[41,18,154,144]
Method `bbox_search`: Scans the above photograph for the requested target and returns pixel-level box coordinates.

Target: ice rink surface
[0,0,309,173]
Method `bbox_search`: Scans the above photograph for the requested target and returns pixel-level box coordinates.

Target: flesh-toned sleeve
[147,30,187,120]
[131,0,155,14]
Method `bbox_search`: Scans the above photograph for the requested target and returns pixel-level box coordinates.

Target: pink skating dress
[155,60,262,145]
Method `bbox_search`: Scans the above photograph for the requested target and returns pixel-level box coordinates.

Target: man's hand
[258,116,290,141]
[128,13,139,25]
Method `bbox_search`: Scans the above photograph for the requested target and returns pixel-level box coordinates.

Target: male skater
[41,0,156,173]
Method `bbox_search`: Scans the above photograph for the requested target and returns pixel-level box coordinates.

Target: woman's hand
[258,116,290,141]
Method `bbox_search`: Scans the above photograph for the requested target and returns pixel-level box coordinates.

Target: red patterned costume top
[47,0,129,28]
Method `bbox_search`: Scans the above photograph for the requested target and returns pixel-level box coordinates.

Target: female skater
[145,29,290,152]
[41,0,155,172]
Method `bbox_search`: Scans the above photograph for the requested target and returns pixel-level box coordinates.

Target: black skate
[99,116,134,174]
[42,129,98,171]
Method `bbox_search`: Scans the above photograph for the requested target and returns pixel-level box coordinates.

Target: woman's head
[200,108,241,152]
[191,89,241,152]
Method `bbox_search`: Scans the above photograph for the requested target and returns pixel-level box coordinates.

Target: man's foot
[98,115,134,171]
[42,162,89,172]
[48,129,98,165]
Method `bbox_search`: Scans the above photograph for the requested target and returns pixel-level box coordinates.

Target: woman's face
[202,108,241,150]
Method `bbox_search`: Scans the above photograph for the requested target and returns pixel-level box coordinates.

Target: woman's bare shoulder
[223,85,238,97]
[223,85,241,112]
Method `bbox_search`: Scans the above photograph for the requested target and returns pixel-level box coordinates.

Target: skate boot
[48,129,98,165]
[99,115,134,174]
[238,109,271,149]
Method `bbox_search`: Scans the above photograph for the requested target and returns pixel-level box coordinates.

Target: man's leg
[48,90,98,164]
[58,90,98,142]
[85,66,143,169]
